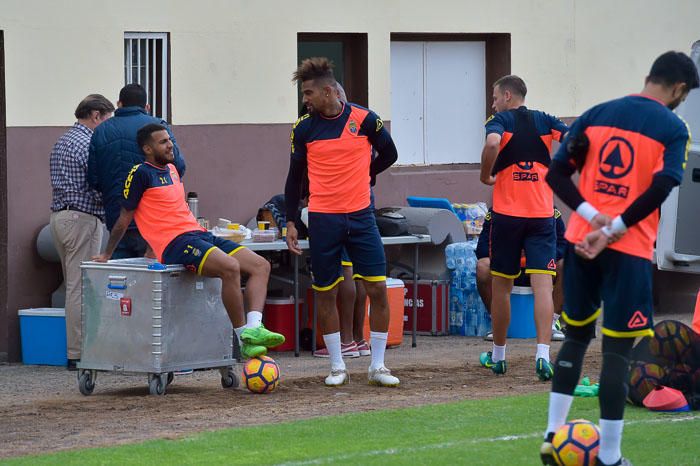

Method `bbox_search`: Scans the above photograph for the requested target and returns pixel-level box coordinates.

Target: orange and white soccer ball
[551,419,600,466]
[242,355,280,394]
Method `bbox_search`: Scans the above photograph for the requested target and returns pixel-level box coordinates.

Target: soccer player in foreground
[284,57,399,387]
[93,123,285,359]
[540,51,699,466]
[478,75,569,380]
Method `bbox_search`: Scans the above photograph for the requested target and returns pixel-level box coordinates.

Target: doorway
[297,33,368,112]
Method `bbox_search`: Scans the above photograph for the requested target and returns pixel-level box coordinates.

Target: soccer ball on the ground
[551,419,600,466]
[242,356,280,394]
[628,362,666,405]
[665,363,694,396]
[649,320,694,366]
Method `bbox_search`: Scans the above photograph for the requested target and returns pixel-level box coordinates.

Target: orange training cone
[693,288,700,335]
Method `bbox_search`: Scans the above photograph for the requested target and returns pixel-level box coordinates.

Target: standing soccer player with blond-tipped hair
[284,57,399,387]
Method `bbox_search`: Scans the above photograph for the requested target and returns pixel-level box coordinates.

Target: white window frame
[391,40,485,166]
[124,32,168,121]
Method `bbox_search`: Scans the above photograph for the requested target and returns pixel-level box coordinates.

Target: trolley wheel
[149,374,166,396]
[166,372,174,386]
[78,370,95,396]
[220,368,239,389]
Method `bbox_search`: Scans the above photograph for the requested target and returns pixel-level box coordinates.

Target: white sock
[234,325,246,349]
[536,344,550,362]
[246,311,263,328]
[598,419,624,465]
[492,344,506,362]
[369,331,388,370]
[323,332,345,371]
[552,313,560,326]
[545,392,574,437]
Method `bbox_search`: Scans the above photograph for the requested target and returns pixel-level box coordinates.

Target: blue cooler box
[507,287,536,339]
[18,308,67,366]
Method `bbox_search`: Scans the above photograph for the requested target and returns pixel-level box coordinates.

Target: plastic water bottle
[465,256,477,291]
[455,253,465,269]
[474,307,483,337]
[445,243,456,270]
[463,297,474,336]
[478,305,492,337]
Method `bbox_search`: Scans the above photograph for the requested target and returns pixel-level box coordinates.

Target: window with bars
[124,32,169,121]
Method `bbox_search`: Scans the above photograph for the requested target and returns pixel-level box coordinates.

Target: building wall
[1,0,699,360]
[2,0,699,127]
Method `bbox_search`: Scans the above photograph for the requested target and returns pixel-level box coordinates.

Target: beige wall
[574,1,700,109]
[1,0,699,127]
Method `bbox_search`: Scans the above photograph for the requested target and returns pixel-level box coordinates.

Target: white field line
[274,415,700,466]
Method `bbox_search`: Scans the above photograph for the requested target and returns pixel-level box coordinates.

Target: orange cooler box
[362,278,405,347]
[263,297,302,352]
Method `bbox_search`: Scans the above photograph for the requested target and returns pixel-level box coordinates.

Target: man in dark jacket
[88,83,186,258]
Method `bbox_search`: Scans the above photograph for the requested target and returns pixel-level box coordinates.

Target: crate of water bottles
[451,202,488,236]
[445,239,491,337]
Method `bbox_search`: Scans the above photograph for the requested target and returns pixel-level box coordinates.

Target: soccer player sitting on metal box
[93,123,284,358]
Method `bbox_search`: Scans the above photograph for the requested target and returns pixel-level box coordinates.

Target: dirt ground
[1,331,613,460]
[2,310,693,459]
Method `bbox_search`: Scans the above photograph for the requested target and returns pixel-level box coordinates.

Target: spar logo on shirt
[512,161,538,182]
[594,136,635,198]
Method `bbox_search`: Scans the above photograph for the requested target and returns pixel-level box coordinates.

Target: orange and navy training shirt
[485,107,568,218]
[290,102,390,214]
[555,95,690,260]
[122,162,204,261]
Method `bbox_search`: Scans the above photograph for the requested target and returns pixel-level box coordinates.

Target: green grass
[4,393,699,465]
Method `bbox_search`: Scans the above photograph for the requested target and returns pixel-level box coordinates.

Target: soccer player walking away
[478,75,569,380]
[284,57,399,387]
[540,51,699,466]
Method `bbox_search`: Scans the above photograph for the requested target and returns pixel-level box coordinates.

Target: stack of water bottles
[445,240,491,337]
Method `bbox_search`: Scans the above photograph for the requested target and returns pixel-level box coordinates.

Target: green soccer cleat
[479,351,506,374]
[536,358,554,381]
[240,342,267,359]
[479,351,494,367]
[241,324,285,348]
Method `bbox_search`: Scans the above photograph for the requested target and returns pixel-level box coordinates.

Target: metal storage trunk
[78,258,237,395]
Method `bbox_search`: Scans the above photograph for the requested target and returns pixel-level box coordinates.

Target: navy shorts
[477,211,565,262]
[162,231,245,275]
[341,247,353,267]
[562,244,654,338]
[556,239,568,262]
[475,211,491,260]
[308,208,386,290]
[490,212,556,278]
